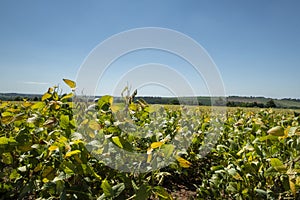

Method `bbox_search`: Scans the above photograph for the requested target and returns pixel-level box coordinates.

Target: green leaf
[60,114,69,129]
[227,168,243,181]
[161,144,175,158]
[9,169,20,180]
[0,137,17,147]
[112,136,123,148]
[98,95,113,111]
[153,186,173,200]
[1,152,13,164]
[269,158,286,173]
[135,184,150,200]
[42,166,54,178]
[259,135,278,142]
[255,189,267,197]
[267,126,284,136]
[101,179,113,197]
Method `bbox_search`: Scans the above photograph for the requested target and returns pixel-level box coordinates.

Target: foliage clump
[0,79,300,199]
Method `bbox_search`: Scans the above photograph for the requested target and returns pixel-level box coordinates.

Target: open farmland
[0,81,300,199]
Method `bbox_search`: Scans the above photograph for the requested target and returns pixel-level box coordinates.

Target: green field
[1,82,300,199]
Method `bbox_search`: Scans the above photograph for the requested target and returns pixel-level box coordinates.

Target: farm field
[0,82,300,199]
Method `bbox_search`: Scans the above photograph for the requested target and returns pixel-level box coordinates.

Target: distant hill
[227,96,300,109]
[1,93,300,109]
[0,93,41,101]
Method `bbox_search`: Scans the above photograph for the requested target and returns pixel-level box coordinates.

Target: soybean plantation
[0,80,300,199]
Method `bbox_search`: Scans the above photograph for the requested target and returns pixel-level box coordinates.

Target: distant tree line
[0,94,40,101]
[0,93,298,109]
[226,100,277,108]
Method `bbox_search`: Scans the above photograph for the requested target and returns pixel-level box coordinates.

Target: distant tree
[170,99,180,105]
[226,101,236,107]
[266,99,276,108]
[14,96,21,101]
[33,96,39,101]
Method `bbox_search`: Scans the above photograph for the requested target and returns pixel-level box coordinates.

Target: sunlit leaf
[48,145,59,151]
[98,95,113,111]
[151,142,163,149]
[31,101,45,109]
[101,179,113,197]
[267,126,284,136]
[269,158,286,172]
[63,78,76,89]
[65,150,81,158]
[0,102,8,109]
[42,92,52,101]
[61,92,74,101]
[112,136,123,148]
[176,156,191,168]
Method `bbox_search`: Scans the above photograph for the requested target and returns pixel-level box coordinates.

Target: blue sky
[0,0,299,98]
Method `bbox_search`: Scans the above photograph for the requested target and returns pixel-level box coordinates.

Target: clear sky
[0,0,299,98]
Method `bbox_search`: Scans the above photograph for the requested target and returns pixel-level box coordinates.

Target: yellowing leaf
[151,142,163,149]
[289,176,296,197]
[63,79,76,89]
[23,101,33,107]
[0,102,9,109]
[61,93,74,101]
[80,119,89,126]
[281,126,290,138]
[31,102,45,109]
[42,178,49,183]
[176,156,192,168]
[89,120,101,130]
[65,150,81,158]
[42,93,52,101]
[147,154,152,163]
[48,145,59,151]
[1,116,14,125]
